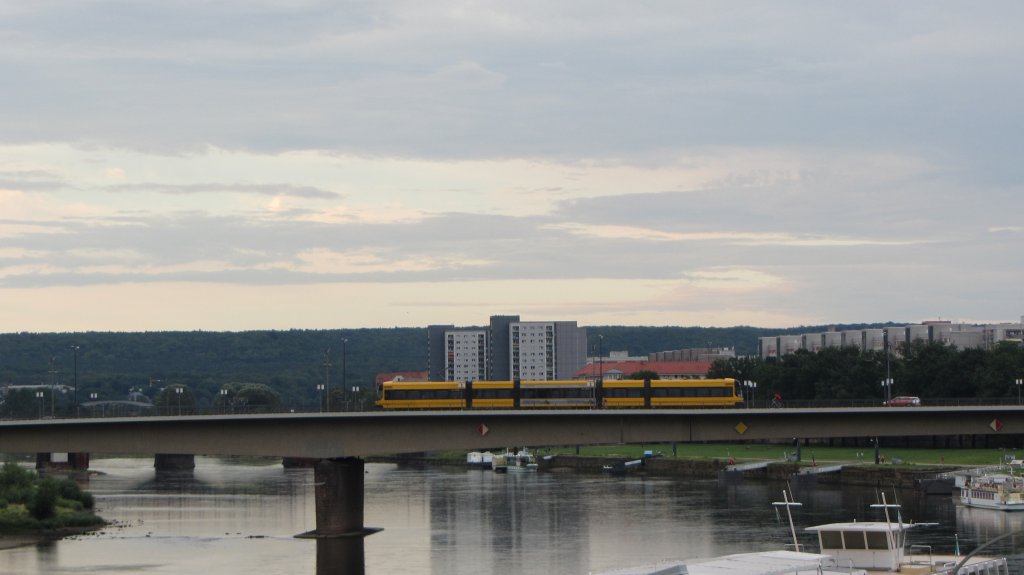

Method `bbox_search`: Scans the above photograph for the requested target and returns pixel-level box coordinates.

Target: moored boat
[591,492,1009,575]
[957,471,1024,511]
[491,448,538,473]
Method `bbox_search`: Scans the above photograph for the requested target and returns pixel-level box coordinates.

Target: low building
[575,360,712,381]
[374,372,428,386]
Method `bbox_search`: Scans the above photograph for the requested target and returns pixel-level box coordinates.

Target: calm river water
[2,457,1023,575]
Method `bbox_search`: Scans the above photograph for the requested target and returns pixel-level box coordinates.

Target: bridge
[2,405,1022,537]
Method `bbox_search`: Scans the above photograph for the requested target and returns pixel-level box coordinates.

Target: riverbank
[0,524,105,550]
[374,447,974,491]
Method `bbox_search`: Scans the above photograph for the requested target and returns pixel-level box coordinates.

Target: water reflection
[2,458,1024,575]
[317,538,365,575]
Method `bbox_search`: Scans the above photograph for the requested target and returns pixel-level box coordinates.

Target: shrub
[29,480,58,521]
[0,462,35,491]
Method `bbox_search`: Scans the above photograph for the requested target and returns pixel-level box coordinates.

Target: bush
[0,497,7,509]
[0,462,35,491]
[29,480,58,521]
[3,485,33,505]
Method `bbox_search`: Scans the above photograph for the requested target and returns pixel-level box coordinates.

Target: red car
[883,396,921,407]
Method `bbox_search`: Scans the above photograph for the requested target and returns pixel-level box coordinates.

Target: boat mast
[870,492,903,567]
[772,490,803,552]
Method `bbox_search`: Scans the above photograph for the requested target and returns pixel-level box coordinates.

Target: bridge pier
[154,454,196,470]
[297,457,379,538]
[36,452,90,471]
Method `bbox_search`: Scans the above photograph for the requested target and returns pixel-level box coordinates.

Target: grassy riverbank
[0,462,105,541]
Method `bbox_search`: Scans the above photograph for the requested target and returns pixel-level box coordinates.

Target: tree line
[709,340,1024,404]
[2,322,927,418]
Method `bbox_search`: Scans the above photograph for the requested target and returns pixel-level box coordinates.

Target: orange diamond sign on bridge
[477,423,489,436]
[990,419,1004,432]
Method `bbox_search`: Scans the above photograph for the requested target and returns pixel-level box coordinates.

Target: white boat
[465,451,494,469]
[491,448,538,473]
[957,471,1024,511]
[591,492,1009,575]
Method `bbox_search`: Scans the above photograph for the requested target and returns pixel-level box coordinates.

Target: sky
[1,1,1022,332]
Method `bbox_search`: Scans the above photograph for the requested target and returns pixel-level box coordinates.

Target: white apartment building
[509,320,588,381]
[511,322,556,380]
[759,318,1024,359]
[445,330,488,382]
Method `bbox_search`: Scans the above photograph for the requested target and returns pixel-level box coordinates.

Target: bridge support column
[36,452,90,471]
[154,454,196,470]
[298,457,379,538]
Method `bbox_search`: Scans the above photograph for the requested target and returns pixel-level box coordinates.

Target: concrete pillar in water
[36,452,90,470]
[153,454,196,470]
[298,457,380,538]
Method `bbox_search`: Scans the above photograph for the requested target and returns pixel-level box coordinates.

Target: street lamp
[36,391,44,418]
[881,378,894,402]
[323,348,332,412]
[89,392,98,417]
[341,338,349,411]
[597,334,604,383]
[743,380,757,407]
[175,386,183,416]
[220,388,230,413]
[316,383,325,412]
[70,344,80,417]
[1016,379,1023,405]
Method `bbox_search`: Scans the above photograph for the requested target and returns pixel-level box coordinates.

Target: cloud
[546,223,929,247]
[103,182,341,199]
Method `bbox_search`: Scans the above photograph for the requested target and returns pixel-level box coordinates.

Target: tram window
[865,531,889,550]
[652,388,668,397]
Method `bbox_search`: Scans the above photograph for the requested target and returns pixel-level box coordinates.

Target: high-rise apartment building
[510,321,588,380]
[427,315,587,381]
[445,330,488,382]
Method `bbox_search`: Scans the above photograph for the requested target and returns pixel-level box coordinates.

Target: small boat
[957,470,1024,511]
[491,448,538,473]
[591,492,1009,575]
[465,451,494,469]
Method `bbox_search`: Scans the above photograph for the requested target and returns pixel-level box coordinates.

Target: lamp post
[744,380,757,407]
[316,383,325,412]
[89,392,98,417]
[220,388,229,414]
[175,386,183,416]
[597,334,604,383]
[1016,379,1023,405]
[48,356,57,418]
[323,348,332,412]
[341,338,348,411]
[36,391,44,418]
[881,378,894,403]
[70,344,80,417]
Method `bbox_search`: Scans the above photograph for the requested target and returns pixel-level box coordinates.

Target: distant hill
[0,323,892,408]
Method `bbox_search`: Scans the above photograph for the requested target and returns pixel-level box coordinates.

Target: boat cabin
[806,521,908,571]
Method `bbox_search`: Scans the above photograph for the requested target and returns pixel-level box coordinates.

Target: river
[1,456,1023,574]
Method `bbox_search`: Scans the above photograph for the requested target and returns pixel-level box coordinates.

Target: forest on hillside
[0,323,889,416]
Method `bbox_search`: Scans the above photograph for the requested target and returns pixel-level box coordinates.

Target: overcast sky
[1,1,1022,332]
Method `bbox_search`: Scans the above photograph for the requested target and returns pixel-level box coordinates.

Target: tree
[153,384,196,415]
[627,370,660,380]
[215,383,282,413]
